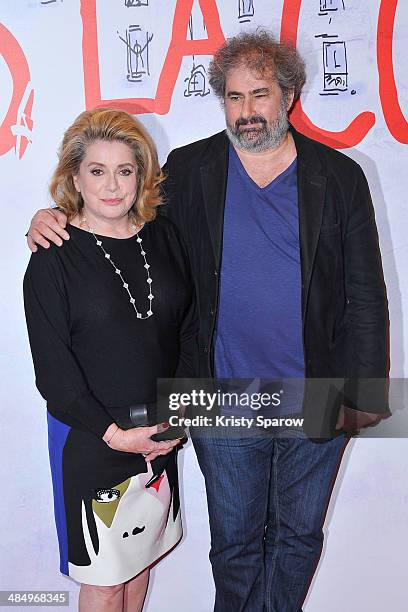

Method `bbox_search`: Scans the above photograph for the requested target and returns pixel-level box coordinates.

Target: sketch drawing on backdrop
[315,1,352,96]
[319,0,345,25]
[319,0,345,15]
[41,0,63,4]
[184,15,210,98]
[238,0,255,24]
[322,40,348,94]
[125,0,149,7]
[117,24,153,82]
[314,31,350,96]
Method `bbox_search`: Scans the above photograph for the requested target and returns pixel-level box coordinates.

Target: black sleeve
[23,248,115,438]
[168,218,199,380]
[343,164,389,412]
[175,283,199,379]
[161,157,199,378]
[161,153,182,229]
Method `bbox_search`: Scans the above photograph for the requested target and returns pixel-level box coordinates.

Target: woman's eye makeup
[89,167,134,176]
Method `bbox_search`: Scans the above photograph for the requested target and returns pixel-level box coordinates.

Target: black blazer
[162,127,389,434]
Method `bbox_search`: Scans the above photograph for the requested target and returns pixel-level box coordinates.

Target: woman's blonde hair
[49,107,164,223]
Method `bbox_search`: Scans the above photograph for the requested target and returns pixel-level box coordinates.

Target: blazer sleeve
[161,154,199,378]
[343,164,389,412]
[161,151,185,230]
[23,248,115,437]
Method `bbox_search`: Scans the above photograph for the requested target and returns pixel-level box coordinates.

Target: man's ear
[286,89,295,112]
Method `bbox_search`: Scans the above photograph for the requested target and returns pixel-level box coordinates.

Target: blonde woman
[24,108,196,611]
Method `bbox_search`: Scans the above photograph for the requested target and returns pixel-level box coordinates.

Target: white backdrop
[1,1,407,610]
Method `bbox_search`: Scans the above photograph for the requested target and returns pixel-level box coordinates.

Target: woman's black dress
[23,216,197,586]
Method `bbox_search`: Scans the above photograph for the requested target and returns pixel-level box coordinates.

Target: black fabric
[24,216,197,438]
[161,127,389,430]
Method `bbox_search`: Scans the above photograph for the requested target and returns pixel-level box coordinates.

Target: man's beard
[226,98,289,153]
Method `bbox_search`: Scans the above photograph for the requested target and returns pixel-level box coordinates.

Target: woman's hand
[27,209,69,252]
[104,423,181,462]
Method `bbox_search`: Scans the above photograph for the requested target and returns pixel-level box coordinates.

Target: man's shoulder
[152,210,179,234]
[292,128,363,177]
[165,130,228,168]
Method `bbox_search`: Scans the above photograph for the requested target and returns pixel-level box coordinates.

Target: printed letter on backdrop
[378,0,408,144]
[0,23,33,159]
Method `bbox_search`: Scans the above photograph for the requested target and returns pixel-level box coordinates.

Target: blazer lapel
[200,133,229,269]
[292,128,327,318]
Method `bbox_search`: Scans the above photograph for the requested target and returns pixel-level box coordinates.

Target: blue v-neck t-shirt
[214,145,304,415]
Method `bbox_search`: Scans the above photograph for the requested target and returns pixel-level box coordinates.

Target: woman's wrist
[102,423,120,445]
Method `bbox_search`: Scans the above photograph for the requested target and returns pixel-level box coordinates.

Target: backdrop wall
[1,1,407,610]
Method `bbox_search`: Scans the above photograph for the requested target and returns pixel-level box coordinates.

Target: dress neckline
[67,222,146,242]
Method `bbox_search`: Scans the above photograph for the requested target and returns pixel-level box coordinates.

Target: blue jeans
[192,429,348,612]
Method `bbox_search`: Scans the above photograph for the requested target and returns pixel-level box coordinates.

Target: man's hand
[336,405,390,435]
[27,209,69,252]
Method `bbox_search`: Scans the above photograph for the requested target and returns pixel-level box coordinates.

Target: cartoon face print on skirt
[68,462,182,586]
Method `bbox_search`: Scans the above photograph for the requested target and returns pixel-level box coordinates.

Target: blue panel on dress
[47,412,70,576]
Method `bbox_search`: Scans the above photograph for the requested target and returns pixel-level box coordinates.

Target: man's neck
[233,131,297,188]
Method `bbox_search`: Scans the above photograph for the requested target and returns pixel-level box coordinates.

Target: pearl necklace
[82,218,154,320]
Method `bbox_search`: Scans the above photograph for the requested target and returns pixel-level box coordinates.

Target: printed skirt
[47,412,182,586]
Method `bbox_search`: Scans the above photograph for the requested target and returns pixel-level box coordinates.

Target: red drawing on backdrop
[80,0,225,114]
[378,0,407,144]
[0,23,34,159]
